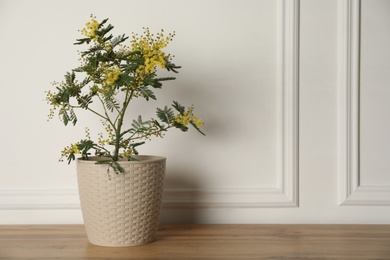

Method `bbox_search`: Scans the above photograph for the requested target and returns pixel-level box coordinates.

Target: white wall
[0,0,389,224]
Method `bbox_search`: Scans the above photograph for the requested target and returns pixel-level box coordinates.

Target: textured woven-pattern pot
[76,155,166,247]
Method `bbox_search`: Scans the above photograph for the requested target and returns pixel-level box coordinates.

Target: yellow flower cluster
[98,121,114,146]
[106,67,121,85]
[45,90,58,121]
[131,28,175,80]
[120,149,133,158]
[60,143,80,161]
[82,18,99,41]
[173,106,204,128]
[83,61,121,92]
[85,127,91,140]
[45,84,72,123]
[102,66,121,91]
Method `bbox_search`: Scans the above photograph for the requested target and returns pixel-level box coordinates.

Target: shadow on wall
[159,167,206,224]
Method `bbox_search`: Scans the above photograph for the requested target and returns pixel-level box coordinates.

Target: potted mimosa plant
[46,16,204,247]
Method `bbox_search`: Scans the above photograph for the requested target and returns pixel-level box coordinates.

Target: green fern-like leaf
[131,116,152,133]
[69,108,77,126]
[156,77,176,82]
[131,115,143,130]
[156,106,174,124]
[104,94,119,112]
[129,141,145,155]
[74,37,92,45]
[62,110,69,126]
[61,107,77,126]
[172,120,189,132]
[172,101,185,114]
[111,34,128,49]
[166,62,181,73]
[137,86,156,101]
[77,94,92,109]
[67,152,76,165]
[190,121,206,136]
[96,160,124,174]
[116,73,134,87]
[77,139,94,159]
[64,72,76,86]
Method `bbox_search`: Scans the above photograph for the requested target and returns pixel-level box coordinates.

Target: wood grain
[0,224,389,259]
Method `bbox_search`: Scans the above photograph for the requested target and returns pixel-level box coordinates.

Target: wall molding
[279,0,299,208]
[338,0,390,206]
[0,0,300,211]
[0,186,297,211]
[0,189,80,210]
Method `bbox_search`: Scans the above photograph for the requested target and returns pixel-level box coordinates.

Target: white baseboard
[0,187,297,211]
[0,189,80,210]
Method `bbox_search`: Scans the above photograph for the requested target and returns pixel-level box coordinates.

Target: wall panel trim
[0,189,80,210]
[338,0,390,206]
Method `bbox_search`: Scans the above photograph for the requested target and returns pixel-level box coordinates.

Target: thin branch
[96,94,116,129]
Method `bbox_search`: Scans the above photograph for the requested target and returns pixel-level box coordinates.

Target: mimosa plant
[46,16,204,173]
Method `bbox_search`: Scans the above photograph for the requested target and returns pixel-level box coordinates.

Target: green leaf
[61,107,77,126]
[62,110,69,126]
[80,45,104,56]
[172,101,185,114]
[143,74,162,89]
[76,139,95,160]
[137,86,156,101]
[69,108,77,126]
[110,161,124,174]
[130,116,154,135]
[64,71,76,86]
[111,34,128,48]
[166,62,181,73]
[172,120,189,132]
[74,37,92,45]
[129,141,145,155]
[96,160,124,174]
[67,153,75,165]
[117,74,134,87]
[77,94,92,109]
[103,93,119,112]
[156,77,176,82]
[156,106,174,124]
[190,121,206,136]
[131,115,146,130]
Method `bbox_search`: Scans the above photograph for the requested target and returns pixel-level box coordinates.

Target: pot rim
[76,155,166,164]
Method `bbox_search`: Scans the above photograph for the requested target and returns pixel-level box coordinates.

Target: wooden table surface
[0,224,390,259]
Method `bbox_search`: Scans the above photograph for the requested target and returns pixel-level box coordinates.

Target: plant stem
[71,105,108,121]
[113,89,134,160]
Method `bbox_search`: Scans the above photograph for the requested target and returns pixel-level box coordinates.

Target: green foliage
[95,160,124,176]
[172,101,186,114]
[128,141,145,155]
[157,106,174,124]
[77,139,95,159]
[103,93,120,112]
[61,107,77,126]
[131,116,151,133]
[111,34,128,49]
[46,16,205,174]
[137,86,156,101]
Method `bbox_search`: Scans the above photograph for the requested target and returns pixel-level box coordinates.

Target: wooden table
[1,224,390,259]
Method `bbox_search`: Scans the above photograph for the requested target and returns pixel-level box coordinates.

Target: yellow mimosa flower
[82,19,99,41]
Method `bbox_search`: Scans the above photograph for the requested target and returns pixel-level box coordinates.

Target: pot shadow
[159,168,205,224]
